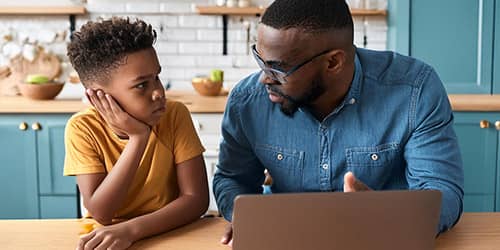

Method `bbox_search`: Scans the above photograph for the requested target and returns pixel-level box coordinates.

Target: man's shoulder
[357,48,432,87]
[227,71,268,105]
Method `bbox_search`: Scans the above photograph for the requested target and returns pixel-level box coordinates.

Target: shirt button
[277,153,284,160]
[349,98,356,104]
[371,154,379,161]
[322,163,329,170]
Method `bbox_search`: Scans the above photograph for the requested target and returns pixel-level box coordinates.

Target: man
[213,0,464,245]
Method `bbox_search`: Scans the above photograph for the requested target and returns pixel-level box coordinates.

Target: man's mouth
[266,86,285,103]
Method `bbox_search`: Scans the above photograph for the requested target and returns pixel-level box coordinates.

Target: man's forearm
[86,134,149,224]
[124,193,208,241]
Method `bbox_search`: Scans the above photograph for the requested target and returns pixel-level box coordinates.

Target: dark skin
[77,48,209,250]
[220,24,371,247]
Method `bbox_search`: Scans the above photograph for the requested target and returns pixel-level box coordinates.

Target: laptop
[232,190,441,250]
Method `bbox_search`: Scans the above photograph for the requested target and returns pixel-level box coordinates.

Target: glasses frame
[252,44,334,84]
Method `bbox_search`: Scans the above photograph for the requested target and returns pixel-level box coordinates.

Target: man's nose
[259,71,279,85]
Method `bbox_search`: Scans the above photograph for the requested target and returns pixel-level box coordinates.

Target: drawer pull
[19,122,28,131]
[480,120,490,129]
[495,121,500,130]
[32,122,42,131]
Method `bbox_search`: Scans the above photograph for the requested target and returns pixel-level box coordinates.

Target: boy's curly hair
[67,17,157,86]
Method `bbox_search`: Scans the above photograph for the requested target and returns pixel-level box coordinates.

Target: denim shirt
[213,48,464,233]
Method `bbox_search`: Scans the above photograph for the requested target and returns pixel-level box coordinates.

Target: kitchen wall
[0,0,387,94]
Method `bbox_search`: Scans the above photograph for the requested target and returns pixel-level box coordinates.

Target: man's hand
[86,89,150,138]
[220,222,233,247]
[77,222,134,250]
[343,171,371,192]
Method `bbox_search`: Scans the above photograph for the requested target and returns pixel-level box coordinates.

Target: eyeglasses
[252,44,334,84]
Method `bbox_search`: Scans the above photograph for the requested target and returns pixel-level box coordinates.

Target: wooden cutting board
[0,47,61,96]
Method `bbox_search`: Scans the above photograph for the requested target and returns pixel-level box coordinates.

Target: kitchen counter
[0,90,227,114]
[1,93,500,113]
[0,213,499,249]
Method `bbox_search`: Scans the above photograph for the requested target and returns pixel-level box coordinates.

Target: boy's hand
[86,89,150,137]
[77,223,134,250]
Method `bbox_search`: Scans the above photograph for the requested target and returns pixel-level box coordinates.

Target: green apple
[210,69,224,83]
[25,74,50,84]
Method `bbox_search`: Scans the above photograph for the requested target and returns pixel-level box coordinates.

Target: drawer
[191,114,222,135]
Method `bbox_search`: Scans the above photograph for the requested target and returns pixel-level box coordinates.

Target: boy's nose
[152,89,165,101]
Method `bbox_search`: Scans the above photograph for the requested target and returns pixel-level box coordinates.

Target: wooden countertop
[0,90,227,114]
[0,213,499,249]
[1,93,500,113]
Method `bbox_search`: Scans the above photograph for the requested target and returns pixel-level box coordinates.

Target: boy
[64,17,208,250]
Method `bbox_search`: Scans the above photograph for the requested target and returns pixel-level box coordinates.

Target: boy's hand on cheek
[86,89,150,137]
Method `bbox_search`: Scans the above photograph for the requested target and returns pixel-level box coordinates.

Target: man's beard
[267,79,325,117]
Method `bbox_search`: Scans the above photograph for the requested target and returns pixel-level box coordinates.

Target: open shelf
[196,6,387,16]
[0,6,86,15]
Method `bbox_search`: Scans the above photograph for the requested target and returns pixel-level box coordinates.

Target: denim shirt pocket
[255,144,304,192]
[345,142,400,188]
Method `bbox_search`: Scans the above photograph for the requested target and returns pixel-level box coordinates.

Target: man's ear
[326,49,347,74]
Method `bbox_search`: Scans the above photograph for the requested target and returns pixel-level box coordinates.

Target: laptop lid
[232,190,441,250]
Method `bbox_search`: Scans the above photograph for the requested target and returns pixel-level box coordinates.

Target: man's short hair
[261,0,353,36]
[67,17,156,86]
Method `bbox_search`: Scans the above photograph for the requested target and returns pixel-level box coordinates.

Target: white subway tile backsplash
[179,42,222,55]
[160,29,197,41]
[197,29,222,41]
[155,42,178,54]
[179,15,217,28]
[160,3,194,14]
[162,55,197,67]
[196,55,233,67]
[0,1,387,90]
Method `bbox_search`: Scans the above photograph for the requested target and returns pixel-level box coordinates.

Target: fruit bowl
[192,77,222,96]
[18,82,65,100]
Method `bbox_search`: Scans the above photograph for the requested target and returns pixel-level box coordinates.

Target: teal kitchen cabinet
[453,112,498,212]
[0,114,76,219]
[388,0,498,94]
[0,117,39,218]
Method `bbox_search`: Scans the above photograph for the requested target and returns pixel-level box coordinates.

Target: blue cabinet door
[494,1,500,93]
[37,115,75,195]
[36,115,77,218]
[389,0,496,93]
[0,116,39,218]
[453,112,498,211]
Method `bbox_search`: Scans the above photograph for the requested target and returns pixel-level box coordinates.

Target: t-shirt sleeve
[171,102,205,164]
[63,116,106,176]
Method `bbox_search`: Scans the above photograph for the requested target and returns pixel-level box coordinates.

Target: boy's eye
[135,82,147,89]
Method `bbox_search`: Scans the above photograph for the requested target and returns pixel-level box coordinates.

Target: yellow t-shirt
[63,100,205,219]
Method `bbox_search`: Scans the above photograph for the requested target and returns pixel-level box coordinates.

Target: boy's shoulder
[67,107,103,130]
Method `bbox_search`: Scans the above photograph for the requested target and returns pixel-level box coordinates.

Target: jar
[226,0,238,7]
[238,0,251,8]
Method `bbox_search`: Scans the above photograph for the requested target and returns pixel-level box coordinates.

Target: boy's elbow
[92,213,113,226]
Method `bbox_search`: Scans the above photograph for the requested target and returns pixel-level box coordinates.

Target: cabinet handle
[495,121,500,130]
[18,122,28,131]
[32,122,41,131]
[480,120,490,129]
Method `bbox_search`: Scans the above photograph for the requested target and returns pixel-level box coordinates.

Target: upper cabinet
[389,0,499,94]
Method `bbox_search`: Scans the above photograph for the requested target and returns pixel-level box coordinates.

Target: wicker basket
[192,78,222,96]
